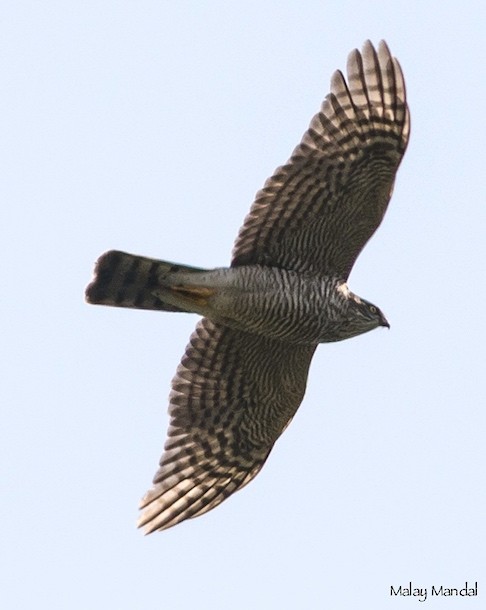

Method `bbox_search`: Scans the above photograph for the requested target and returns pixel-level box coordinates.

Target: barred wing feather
[232,40,410,279]
[138,318,316,533]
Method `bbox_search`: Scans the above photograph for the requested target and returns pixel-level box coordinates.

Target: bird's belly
[207,267,344,345]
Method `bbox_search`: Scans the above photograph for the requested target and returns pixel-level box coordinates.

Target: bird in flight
[86,40,410,533]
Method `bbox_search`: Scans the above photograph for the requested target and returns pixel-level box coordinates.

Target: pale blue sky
[2,2,485,608]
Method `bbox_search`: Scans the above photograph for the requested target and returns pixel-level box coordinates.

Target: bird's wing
[231,40,410,279]
[138,317,316,533]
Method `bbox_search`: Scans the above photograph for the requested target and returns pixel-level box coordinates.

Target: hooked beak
[380,315,390,329]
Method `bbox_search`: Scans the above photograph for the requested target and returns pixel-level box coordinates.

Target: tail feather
[85,250,206,312]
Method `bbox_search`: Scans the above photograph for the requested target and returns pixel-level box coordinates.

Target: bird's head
[335,283,389,340]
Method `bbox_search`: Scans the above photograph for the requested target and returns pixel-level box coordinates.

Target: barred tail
[85,250,206,312]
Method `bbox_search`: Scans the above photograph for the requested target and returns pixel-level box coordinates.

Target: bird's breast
[197,266,347,344]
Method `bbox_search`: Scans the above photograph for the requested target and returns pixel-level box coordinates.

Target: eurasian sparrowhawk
[86,40,410,533]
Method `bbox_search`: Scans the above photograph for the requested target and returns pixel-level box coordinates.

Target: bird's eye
[369,305,377,314]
